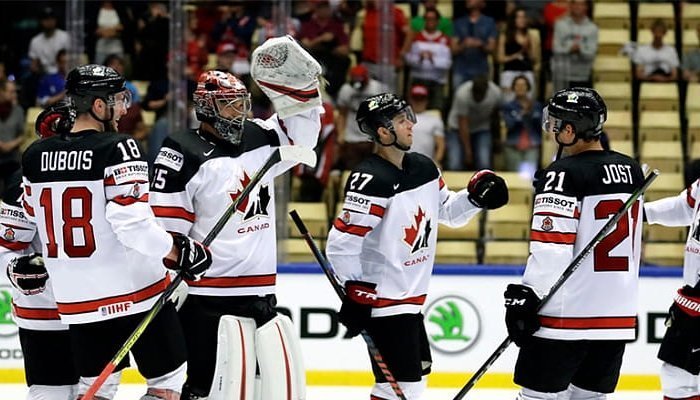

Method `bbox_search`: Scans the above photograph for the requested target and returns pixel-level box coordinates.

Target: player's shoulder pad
[2,169,24,207]
[344,155,399,198]
[241,119,282,151]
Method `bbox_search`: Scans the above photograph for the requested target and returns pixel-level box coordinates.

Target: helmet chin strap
[89,102,115,132]
[553,129,578,161]
[379,126,410,151]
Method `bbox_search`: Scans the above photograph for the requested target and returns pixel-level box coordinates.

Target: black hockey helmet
[66,64,128,113]
[356,93,416,142]
[543,87,607,141]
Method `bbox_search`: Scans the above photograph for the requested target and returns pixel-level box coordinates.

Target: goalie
[149,35,323,400]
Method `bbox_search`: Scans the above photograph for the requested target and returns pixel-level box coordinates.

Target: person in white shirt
[28,7,70,74]
[634,18,679,82]
[407,84,444,166]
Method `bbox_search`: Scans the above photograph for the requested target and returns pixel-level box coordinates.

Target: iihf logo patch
[341,211,351,224]
[3,227,14,241]
[541,216,553,232]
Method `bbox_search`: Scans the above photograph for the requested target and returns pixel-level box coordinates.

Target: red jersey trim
[530,231,576,244]
[439,177,445,190]
[374,294,427,308]
[688,187,696,209]
[12,303,60,320]
[257,80,319,103]
[152,206,196,222]
[110,194,149,206]
[23,201,34,217]
[0,238,31,251]
[56,276,170,315]
[539,316,636,329]
[369,204,385,218]
[186,274,277,288]
[333,218,372,237]
[104,177,148,187]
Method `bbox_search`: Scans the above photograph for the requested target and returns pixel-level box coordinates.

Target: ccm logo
[504,298,527,306]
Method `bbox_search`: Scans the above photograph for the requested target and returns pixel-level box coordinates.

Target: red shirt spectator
[362,0,408,65]
[543,0,568,53]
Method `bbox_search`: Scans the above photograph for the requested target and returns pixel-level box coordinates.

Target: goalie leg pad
[256,314,306,400]
[208,316,257,400]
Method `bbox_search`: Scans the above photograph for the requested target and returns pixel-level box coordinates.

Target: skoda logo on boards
[425,294,481,354]
[0,285,17,337]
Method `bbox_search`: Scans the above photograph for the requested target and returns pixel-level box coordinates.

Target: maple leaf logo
[229,172,252,213]
[403,207,426,247]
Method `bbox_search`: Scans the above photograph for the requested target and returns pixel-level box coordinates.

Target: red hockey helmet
[193,70,251,145]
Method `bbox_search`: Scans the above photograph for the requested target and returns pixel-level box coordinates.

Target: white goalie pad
[256,314,306,400]
[251,35,323,119]
[209,316,257,400]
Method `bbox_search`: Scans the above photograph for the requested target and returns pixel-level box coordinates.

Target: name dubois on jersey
[534,192,577,217]
[41,150,93,171]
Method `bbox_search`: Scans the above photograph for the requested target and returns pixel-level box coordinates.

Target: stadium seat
[643,242,684,266]
[644,172,683,202]
[498,172,534,205]
[687,84,700,114]
[485,204,532,240]
[604,110,633,140]
[638,111,681,141]
[435,240,477,264]
[609,139,634,157]
[683,3,700,29]
[638,29,675,46]
[688,112,700,142]
[438,217,480,240]
[483,240,529,265]
[644,224,687,242]
[639,82,679,112]
[593,55,631,82]
[441,171,473,191]
[598,29,630,55]
[285,238,321,263]
[142,111,156,131]
[684,29,699,55]
[594,82,632,111]
[639,141,684,174]
[288,202,329,239]
[637,3,675,30]
[593,3,630,29]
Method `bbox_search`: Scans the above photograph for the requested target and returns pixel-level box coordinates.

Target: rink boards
[0,264,682,389]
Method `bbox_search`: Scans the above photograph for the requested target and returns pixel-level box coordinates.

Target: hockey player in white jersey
[3,103,78,400]
[149,36,322,400]
[325,93,509,400]
[19,64,213,400]
[644,165,700,399]
[503,87,645,400]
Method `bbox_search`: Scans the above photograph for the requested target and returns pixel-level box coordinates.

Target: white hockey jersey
[644,178,700,287]
[21,131,174,325]
[326,153,482,317]
[525,150,644,340]
[149,109,321,297]
[0,170,65,331]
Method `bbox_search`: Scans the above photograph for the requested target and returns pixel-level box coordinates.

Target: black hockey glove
[659,285,700,368]
[504,283,541,347]
[338,280,377,338]
[467,170,509,209]
[166,233,213,281]
[7,253,48,295]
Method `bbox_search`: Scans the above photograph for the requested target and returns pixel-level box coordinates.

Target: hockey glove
[659,285,700,368]
[166,233,213,281]
[504,284,541,346]
[467,170,509,209]
[7,253,48,295]
[338,280,377,338]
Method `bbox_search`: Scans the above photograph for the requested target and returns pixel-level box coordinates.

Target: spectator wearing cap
[298,0,350,98]
[634,19,679,83]
[335,64,389,170]
[215,42,250,78]
[408,84,445,166]
[28,7,70,75]
[451,0,497,89]
[36,49,67,108]
[500,75,542,174]
[404,7,451,111]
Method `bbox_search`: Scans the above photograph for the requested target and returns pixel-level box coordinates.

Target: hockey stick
[289,210,408,400]
[82,145,316,400]
[452,169,659,400]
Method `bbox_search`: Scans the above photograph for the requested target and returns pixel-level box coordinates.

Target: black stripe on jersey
[345,153,440,198]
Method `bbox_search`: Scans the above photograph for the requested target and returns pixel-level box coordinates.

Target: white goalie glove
[251,35,323,119]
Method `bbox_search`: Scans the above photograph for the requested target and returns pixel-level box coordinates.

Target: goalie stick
[289,210,408,400]
[452,169,659,400]
[82,145,317,400]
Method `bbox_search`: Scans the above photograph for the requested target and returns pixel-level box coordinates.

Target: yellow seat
[639,82,679,112]
[594,82,631,111]
[131,80,149,98]
[683,3,700,29]
[609,139,633,157]
[593,56,631,82]
[484,240,529,265]
[438,219,480,240]
[498,172,534,205]
[687,84,700,114]
[485,204,532,240]
[638,29,675,46]
[598,29,629,55]
[688,112,700,142]
[435,240,477,264]
[441,171,474,191]
[639,111,680,141]
[638,3,675,30]
[684,29,699,55]
[285,238,321,263]
[593,3,630,29]
[288,202,329,239]
[640,141,684,174]
[604,110,632,140]
[645,172,683,202]
[644,225,688,242]
[142,110,156,130]
[643,242,684,266]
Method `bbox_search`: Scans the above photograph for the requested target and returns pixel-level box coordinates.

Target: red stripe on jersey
[333,218,372,237]
[369,204,385,218]
[574,208,581,218]
[371,396,392,400]
[104,176,116,186]
[56,276,170,315]
[539,316,636,329]
[12,303,60,320]
[23,201,34,217]
[530,231,576,244]
[186,274,276,288]
[278,117,294,145]
[688,187,696,209]
[0,237,31,251]
[257,80,319,103]
[374,294,427,308]
[439,177,445,190]
[152,206,196,222]
[111,193,149,206]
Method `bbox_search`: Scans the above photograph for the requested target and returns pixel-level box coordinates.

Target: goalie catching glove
[338,280,377,338]
[250,35,323,119]
[467,170,508,209]
[165,233,213,281]
[7,254,48,295]
[504,284,541,346]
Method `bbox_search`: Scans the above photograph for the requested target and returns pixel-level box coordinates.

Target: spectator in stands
[451,0,498,89]
[551,0,598,91]
[0,79,25,189]
[543,0,568,60]
[256,2,301,43]
[501,75,542,174]
[409,0,452,36]
[497,7,540,99]
[404,8,452,111]
[185,16,209,80]
[94,1,124,64]
[683,25,700,82]
[133,2,169,81]
[215,42,250,79]
[408,84,445,166]
[298,0,350,98]
[336,64,389,170]
[211,2,257,52]
[28,7,70,75]
[635,18,679,82]
[446,74,502,170]
[361,0,409,90]
[294,101,336,202]
[104,54,147,143]
[36,49,67,108]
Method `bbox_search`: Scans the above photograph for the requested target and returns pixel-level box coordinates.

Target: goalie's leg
[208,316,257,400]
[256,314,306,400]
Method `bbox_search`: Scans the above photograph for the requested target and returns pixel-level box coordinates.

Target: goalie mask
[65,64,130,132]
[356,93,416,151]
[194,70,251,145]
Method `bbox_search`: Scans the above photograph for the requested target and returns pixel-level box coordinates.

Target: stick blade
[278,145,317,168]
